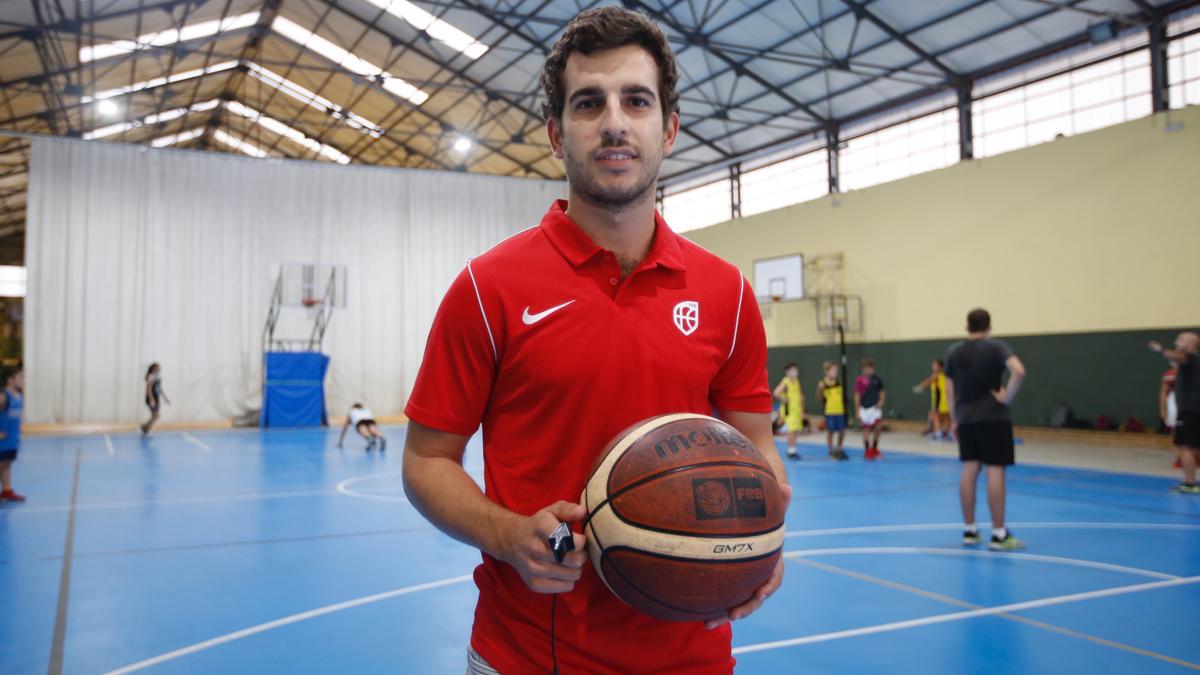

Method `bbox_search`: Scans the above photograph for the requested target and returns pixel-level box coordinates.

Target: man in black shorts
[1150,332,1200,493]
[945,308,1027,551]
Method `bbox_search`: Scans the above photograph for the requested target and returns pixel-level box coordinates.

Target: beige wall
[687,106,1200,347]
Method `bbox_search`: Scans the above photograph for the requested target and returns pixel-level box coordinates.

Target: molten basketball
[581,414,786,622]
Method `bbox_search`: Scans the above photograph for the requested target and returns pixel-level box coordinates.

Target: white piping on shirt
[728,275,746,359]
[465,259,498,362]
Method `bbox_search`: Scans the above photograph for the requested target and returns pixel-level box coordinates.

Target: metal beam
[1149,16,1169,113]
[826,126,839,194]
[836,0,960,81]
[957,82,973,160]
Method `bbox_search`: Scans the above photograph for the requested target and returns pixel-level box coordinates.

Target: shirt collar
[539,199,687,272]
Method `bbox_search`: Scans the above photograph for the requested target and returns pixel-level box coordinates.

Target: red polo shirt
[405,200,771,674]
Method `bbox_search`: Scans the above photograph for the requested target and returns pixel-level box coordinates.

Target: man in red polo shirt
[402,7,790,673]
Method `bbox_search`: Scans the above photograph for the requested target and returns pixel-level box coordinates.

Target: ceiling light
[83,99,220,140]
[97,100,120,116]
[453,137,472,153]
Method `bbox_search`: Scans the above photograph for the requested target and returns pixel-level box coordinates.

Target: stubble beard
[563,140,662,213]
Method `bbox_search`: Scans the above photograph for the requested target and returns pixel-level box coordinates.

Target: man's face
[1178,332,1200,353]
[548,44,679,211]
[786,367,799,379]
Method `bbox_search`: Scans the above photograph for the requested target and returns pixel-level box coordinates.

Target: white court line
[785,521,1200,538]
[103,574,474,674]
[784,547,1179,580]
[733,574,1200,655]
[335,472,409,503]
[10,488,339,514]
[181,432,213,453]
[104,435,115,456]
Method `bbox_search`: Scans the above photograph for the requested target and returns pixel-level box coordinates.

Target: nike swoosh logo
[522,300,575,325]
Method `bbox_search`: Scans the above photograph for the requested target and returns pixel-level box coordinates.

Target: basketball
[581,414,786,622]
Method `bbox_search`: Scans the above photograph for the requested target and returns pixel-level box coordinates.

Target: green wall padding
[767,327,1190,428]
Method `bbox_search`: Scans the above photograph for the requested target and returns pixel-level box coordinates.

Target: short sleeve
[710,277,771,413]
[404,266,498,435]
[877,376,885,391]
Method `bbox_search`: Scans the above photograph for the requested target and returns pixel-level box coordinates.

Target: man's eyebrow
[567,85,659,102]
[567,86,603,103]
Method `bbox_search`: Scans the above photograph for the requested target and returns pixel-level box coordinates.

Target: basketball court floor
[3,426,1198,674]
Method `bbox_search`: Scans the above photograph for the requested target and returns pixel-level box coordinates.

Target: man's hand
[495,500,587,594]
[1149,340,1164,353]
[991,387,1009,405]
[704,483,793,630]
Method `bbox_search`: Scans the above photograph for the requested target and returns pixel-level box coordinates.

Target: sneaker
[864,447,882,460]
[1173,482,1200,494]
[832,450,849,461]
[962,530,980,546]
[989,533,1026,551]
[365,439,376,451]
[0,489,26,502]
[378,437,387,451]
[786,450,801,461]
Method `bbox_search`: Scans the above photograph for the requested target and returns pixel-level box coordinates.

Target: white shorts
[859,406,883,427]
[1167,392,1178,429]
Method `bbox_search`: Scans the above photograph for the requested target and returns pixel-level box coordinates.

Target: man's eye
[575,99,598,110]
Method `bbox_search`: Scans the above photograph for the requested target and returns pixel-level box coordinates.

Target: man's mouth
[595,148,639,161]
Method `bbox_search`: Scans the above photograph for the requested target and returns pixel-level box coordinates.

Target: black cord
[550,593,560,675]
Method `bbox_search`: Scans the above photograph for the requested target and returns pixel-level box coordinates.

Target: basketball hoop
[301,297,319,308]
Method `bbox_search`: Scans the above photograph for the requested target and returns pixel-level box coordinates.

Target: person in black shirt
[1149,332,1200,494]
[945,309,1027,551]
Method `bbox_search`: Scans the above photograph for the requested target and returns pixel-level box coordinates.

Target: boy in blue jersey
[0,365,25,502]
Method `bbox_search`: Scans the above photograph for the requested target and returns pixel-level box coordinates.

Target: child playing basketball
[913,359,951,441]
[0,365,24,502]
[140,362,170,435]
[772,363,805,460]
[817,362,847,460]
[339,403,387,450]
[855,358,886,460]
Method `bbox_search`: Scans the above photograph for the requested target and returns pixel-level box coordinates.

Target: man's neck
[967,331,989,340]
[565,189,657,276]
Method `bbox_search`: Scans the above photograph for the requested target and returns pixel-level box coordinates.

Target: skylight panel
[212,128,272,158]
[271,16,429,105]
[361,0,489,60]
[80,12,260,63]
[223,100,352,164]
[150,127,205,148]
[245,63,383,138]
[85,61,239,102]
[83,99,220,139]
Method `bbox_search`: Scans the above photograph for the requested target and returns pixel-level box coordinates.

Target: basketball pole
[837,320,848,416]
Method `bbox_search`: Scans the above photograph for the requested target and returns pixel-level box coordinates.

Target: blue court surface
[2,427,1198,674]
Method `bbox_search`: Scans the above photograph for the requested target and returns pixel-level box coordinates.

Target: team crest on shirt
[673,301,699,336]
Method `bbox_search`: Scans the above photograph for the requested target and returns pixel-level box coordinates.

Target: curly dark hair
[540,6,680,124]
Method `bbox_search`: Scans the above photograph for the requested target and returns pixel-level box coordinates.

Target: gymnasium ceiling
[0,0,1195,253]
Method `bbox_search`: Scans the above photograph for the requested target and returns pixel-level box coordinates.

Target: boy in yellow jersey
[773,363,806,460]
[912,359,951,440]
[817,362,848,460]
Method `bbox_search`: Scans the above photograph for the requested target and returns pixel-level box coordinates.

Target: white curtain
[26,137,563,425]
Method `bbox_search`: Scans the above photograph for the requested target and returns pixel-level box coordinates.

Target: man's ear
[547,115,564,160]
[662,110,680,157]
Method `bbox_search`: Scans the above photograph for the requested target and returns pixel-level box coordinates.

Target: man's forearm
[1004,373,1025,405]
[403,454,520,557]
